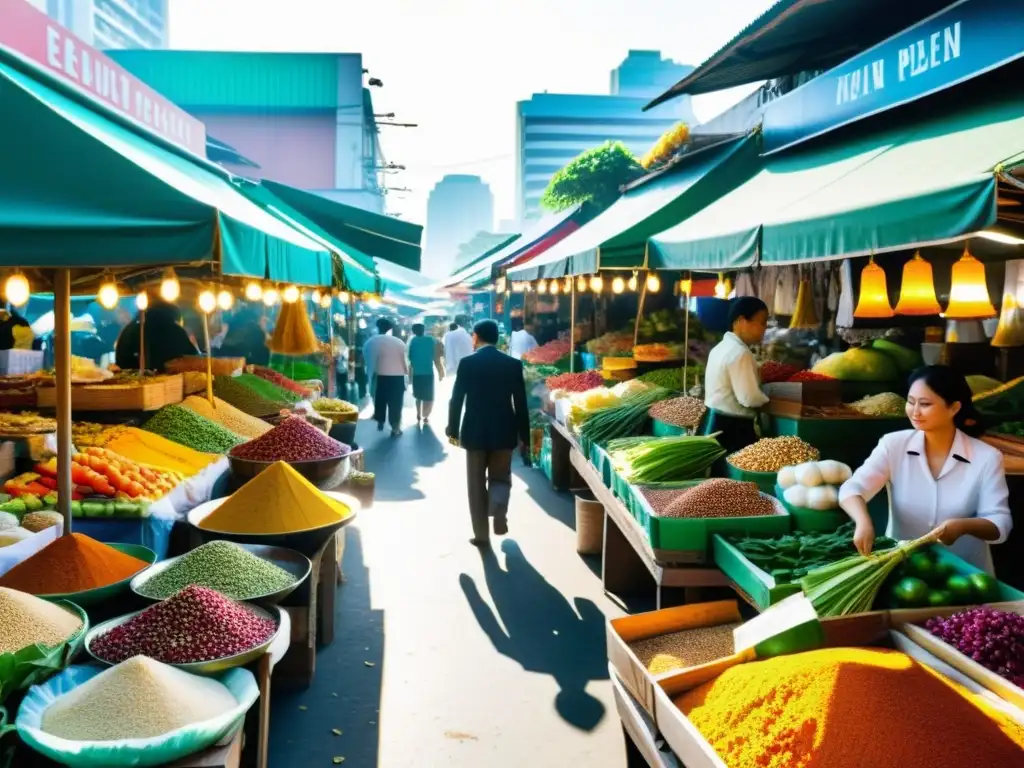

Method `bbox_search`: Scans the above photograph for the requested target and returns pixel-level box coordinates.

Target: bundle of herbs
[608,435,724,483]
[578,387,671,445]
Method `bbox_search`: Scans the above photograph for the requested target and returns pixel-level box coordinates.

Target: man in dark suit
[447,319,530,546]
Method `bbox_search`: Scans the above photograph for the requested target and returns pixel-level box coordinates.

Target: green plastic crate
[590,444,614,488]
[726,463,777,494]
[768,414,909,470]
[651,418,689,437]
[773,484,848,532]
[539,433,553,482]
[713,534,803,610]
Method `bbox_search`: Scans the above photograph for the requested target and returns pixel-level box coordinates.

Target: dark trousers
[373,375,405,429]
[704,409,758,476]
[466,449,513,540]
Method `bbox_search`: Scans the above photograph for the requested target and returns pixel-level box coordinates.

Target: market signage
[762,0,1024,155]
[0,0,206,155]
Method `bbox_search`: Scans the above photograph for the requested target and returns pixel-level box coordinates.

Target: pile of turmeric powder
[677,647,1024,768]
[181,395,271,440]
[105,428,218,477]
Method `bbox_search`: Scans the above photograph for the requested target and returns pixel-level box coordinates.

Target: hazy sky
[169,0,776,226]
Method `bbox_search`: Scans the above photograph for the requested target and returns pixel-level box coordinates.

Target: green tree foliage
[540,141,644,212]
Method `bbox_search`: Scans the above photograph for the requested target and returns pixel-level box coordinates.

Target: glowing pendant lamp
[563,276,572,293]
[678,277,692,296]
[576,275,587,292]
[945,248,996,319]
[612,276,625,294]
[853,257,894,319]
[627,272,638,291]
[549,279,560,295]
[590,274,603,292]
[894,253,941,315]
[537,280,547,295]
[645,273,661,292]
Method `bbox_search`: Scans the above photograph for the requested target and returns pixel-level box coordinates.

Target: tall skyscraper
[516,50,695,224]
[424,175,494,277]
[41,0,168,49]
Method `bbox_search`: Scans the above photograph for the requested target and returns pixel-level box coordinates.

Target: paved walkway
[269,387,626,767]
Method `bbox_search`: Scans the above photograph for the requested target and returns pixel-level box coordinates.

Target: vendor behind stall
[703,297,769,473]
[115,298,199,372]
[839,365,1011,574]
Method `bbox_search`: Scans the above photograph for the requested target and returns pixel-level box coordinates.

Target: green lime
[891,577,930,607]
[968,572,1000,602]
[932,561,957,584]
[927,589,953,608]
[945,575,975,604]
[906,553,936,583]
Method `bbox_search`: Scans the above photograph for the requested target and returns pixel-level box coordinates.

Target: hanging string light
[537,280,547,295]
[894,253,940,315]
[612,276,625,294]
[627,271,639,292]
[714,273,728,299]
[549,279,560,295]
[283,285,300,304]
[97,273,119,310]
[679,276,693,296]
[563,276,572,293]
[945,247,996,319]
[311,289,322,304]
[339,290,351,303]
[853,257,894,318]
[216,288,234,311]
[135,290,149,311]
[3,272,29,307]
[158,268,180,302]
[319,292,332,309]
[198,288,217,314]
[577,275,587,292]
[262,287,280,307]
[590,274,603,292]
[645,272,661,292]
[244,281,263,302]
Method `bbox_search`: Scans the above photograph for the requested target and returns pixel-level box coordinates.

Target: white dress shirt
[508,329,538,360]
[703,332,769,418]
[838,429,1012,573]
[364,333,408,377]
[444,327,473,372]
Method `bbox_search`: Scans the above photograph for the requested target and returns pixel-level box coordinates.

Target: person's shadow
[459,540,608,731]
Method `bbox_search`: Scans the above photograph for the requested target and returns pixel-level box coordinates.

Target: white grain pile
[0,587,82,655]
[42,656,237,741]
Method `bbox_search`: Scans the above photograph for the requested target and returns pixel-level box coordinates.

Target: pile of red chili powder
[90,585,276,664]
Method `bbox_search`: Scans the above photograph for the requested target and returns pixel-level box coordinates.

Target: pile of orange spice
[0,533,149,594]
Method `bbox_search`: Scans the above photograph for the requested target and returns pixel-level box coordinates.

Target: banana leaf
[0,601,88,705]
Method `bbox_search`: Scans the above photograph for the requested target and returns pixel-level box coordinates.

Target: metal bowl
[130,543,311,606]
[84,602,281,675]
[187,491,359,557]
[228,453,349,489]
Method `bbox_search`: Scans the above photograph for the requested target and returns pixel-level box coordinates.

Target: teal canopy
[509,135,758,280]
[0,59,330,280]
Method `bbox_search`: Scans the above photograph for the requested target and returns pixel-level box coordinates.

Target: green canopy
[508,135,758,280]
[263,181,423,271]
[0,60,329,279]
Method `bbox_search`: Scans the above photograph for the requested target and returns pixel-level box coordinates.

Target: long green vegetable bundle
[608,435,725,483]
[578,387,671,445]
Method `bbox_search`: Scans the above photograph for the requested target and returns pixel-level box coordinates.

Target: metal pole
[569,279,576,373]
[348,296,356,399]
[202,311,214,404]
[633,277,649,347]
[138,309,146,373]
[683,290,691,392]
[54,269,72,536]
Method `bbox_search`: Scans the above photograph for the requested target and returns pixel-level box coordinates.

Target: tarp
[507,135,758,280]
[263,181,423,271]
[0,60,329,279]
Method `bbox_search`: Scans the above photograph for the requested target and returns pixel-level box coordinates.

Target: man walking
[363,317,408,436]
[407,323,444,427]
[443,317,473,377]
[447,320,530,546]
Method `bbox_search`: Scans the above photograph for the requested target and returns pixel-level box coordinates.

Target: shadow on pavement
[360,417,447,502]
[459,540,609,732]
[269,526,384,767]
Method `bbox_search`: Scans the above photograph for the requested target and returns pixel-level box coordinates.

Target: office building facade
[38,0,168,49]
[424,175,494,277]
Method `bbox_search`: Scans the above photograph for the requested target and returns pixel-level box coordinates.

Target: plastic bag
[16,664,258,767]
[0,602,87,704]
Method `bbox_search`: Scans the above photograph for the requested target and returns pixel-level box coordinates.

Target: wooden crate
[36,374,184,411]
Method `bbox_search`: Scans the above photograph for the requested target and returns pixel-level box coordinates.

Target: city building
[424,175,494,277]
[34,0,168,49]
[107,50,387,213]
[516,50,695,224]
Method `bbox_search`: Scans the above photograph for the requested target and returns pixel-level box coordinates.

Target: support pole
[348,296,356,399]
[633,277,649,347]
[202,311,214,404]
[54,269,72,536]
[570,279,577,373]
[138,309,146,374]
[683,290,691,392]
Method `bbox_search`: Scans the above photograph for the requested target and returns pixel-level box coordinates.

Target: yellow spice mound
[677,647,1024,768]
[106,427,218,476]
[182,395,272,440]
[200,461,350,534]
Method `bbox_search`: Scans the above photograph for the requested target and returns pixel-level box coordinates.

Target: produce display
[0,587,83,655]
[729,523,897,585]
[974,375,1024,419]
[637,367,685,390]
[143,405,245,454]
[67,447,181,500]
[847,392,907,417]
[727,437,819,473]
[167,356,245,376]
[967,375,1003,396]
[629,623,741,674]
[777,460,852,510]
[181,396,272,440]
[811,346,900,382]
[870,337,923,374]
[0,511,17,530]
[40,656,238,741]
[545,371,604,392]
[72,422,126,448]
[312,398,359,422]
[759,360,802,384]
[643,479,777,519]
[269,300,319,356]
[229,415,349,462]
[884,547,1000,609]
[0,412,56,435]
[786,370,834,382]
[91,585,276,664]
[20,511,62,532]
[648,396,706,429]
[633,342,685,362]
[675,647,1024,768]
[523,364,561,385]
[104,427,220,476]
[993,419,1024,437]
[248,365,312,398]
[585,331,633,357]
[578,387,671,445]
[137,541,296,600]
[199,461,352,535]
[522,339,572,365]
[566,388,623,426]
[924,607,1024,687]
[0,533,149,594]
[213,375,291,418]
[0,528,33,547]
[635,308,687,341]
[609,436,724,484]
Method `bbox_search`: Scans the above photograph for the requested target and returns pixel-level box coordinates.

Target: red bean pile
[545,371,604,392]
[787,370,834,382]
[250,366,312,398]
[760,360,802,384]
[229,416,350,462]
[642,479,777,519]
[90,585,276,664]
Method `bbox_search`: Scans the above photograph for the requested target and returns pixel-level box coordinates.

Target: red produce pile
[546,371,604,392]
[760,360,802,384]
[250,366,312,398]
[230,416,350,462]
[91,585,277,664]
[787,370,834,383]
[924,607,1024,688]
[523,338,572,365]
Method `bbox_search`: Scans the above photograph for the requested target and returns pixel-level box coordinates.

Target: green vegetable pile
[729,522,896,585]
[883,547,1002,609]
[523,365,561,385]
[608,435,724,483]
[137,541,296,600]
[213,375,291,417]
[994,419,1024,437]
[142,405,244,454]
[578,387,671,445]
[638,367,685,390]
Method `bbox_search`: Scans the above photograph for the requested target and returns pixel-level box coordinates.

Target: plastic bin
[726,463,777,494]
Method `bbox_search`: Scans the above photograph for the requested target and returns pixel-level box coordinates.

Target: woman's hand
[930,519,966,546]
[853,520,876,556]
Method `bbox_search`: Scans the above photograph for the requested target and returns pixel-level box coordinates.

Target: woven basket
[575,493,604,555]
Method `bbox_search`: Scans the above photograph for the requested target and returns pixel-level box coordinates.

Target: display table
[612,668,681,768]
[547,417,583,491]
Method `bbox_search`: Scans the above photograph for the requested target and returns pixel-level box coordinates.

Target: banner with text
[762,0,1024,155]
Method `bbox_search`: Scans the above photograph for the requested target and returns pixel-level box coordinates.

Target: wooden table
[547,416,584,491]
[612,669,682,768]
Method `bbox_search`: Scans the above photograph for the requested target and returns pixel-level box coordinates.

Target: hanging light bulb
[537,280,547,295]
[590,274,603,292]
[577,275,587,292]
[549,279,560,295]
[3,272,29,307]
[244,281,263,302]
[894,253,940,315]
[198,288,217,314]
[646,273,661,292]
[311,289,322,304]
[283,284,300,303]
[339,291,350,303]
[563,276,572,293]
[217,288,234,311]
[358,317,367,329]
[627,271,639,292]
[714,273,728,299]
[158,268,180,302]
[678,277,693,296]
[135,290,149,311]
[946,248,996,319]
[853,257,894,319]
[612,276,625,294]
[319,292,332,309]
[97,274,119,310]
[262,287,279,306]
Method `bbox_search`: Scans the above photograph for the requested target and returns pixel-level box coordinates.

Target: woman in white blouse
[838,365,1011,574]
